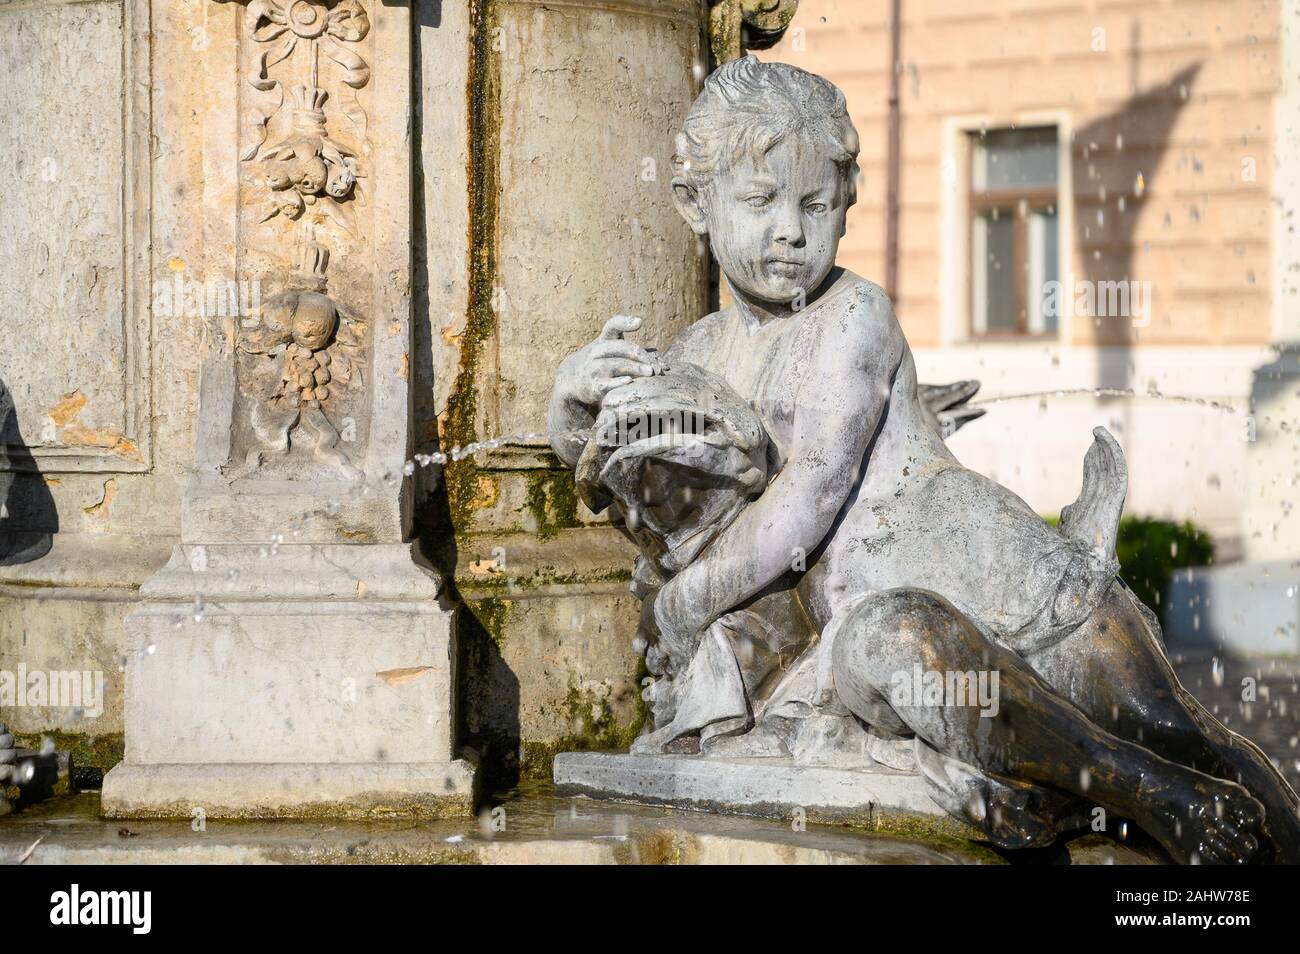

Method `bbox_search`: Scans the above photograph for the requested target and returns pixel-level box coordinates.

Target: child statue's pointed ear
[671,179,709,236]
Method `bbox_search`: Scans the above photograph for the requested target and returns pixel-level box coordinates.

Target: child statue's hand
[558,315,662,409]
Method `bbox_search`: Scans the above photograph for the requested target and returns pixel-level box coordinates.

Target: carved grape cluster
[284,343,332,409]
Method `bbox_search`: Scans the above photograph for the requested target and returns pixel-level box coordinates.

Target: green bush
[1046,515,1214,625]
[1114,517,1214,623]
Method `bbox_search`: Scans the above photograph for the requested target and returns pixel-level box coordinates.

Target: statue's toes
[984,796,1058,850]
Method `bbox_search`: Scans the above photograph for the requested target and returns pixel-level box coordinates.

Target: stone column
[427,0,709,787]
[432,0,799,786]
[102,0,474,817]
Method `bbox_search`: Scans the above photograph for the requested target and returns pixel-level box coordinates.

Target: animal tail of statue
[1045,427,1128,639]
[1059,426,1127,558]
[1013,428,1128,652]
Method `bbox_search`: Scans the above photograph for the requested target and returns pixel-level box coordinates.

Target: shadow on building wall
[409,0,526,791]
[1072,54,1201,404]
[0,375,58,566]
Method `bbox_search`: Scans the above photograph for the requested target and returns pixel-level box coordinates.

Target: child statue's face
[705,136,847,306]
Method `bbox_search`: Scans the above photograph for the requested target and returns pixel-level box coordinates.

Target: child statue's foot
[1138,767,1263,864]
[915,743,1070,849]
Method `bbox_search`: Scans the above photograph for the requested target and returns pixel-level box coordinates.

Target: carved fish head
[579,362,770,576]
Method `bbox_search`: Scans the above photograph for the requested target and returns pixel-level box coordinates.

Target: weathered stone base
[105,543,475,818]
[101,761,477,819]
[453,527,645,784]
[553,751,980,838]
[0,533,172,741]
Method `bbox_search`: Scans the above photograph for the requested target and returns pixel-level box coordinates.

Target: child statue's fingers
[588,340,658,365]
[594,359,655,379]
[599,314,642,340]
[596,376,634,395]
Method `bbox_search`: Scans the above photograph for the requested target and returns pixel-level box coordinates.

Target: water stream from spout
[968,387,1241,414]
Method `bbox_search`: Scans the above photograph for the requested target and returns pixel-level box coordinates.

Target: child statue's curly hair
[671,55,861,206]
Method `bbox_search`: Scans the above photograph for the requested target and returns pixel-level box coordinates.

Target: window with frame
[969,127,1060,338]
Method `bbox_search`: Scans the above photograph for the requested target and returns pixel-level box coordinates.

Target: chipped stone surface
[0,2,136,468]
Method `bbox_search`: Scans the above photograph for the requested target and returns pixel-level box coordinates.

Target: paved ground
[0,787,991,865]
[1169,648,1300,790]
[0,784,1166,865]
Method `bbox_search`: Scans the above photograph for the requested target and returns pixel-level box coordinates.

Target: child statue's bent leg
[829,587,1265,864]
[1027,585,1300,862]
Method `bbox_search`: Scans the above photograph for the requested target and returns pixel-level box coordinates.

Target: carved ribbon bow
[243,0,371,158]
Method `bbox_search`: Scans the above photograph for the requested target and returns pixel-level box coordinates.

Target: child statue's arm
[654,291,905,645]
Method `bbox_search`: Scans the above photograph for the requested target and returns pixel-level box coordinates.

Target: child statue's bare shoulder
[808,271,905,369]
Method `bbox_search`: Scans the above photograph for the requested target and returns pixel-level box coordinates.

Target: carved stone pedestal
[102,2,473,817]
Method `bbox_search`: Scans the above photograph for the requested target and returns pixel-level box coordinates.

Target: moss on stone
[519,667,649,781]
[522,470,581,540]
[101,793,476,822]
[444,0,502,541]
[833,810,1005,863]
[463,596,512,649]
[13,730,124,788]
[264,842,485,864]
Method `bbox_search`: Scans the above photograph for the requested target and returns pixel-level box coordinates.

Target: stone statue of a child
[548,56,1300,863]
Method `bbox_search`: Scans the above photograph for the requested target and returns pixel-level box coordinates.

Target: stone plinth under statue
[553,751,983,842]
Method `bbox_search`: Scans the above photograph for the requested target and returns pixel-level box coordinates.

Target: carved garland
[235,0,371,477]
